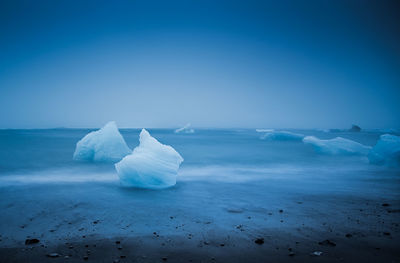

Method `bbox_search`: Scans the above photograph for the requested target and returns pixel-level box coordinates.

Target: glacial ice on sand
[257,130,304,141]
[175,123,195,134]
[368,134,400,167]
[115,129,184,189]
[73,121,131,162]
[303,136,371,155]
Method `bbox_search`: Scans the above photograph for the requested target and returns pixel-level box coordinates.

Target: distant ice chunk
[378,128,399,135]
[303,136,371,155]
[115,129,184,189]
[175,123,195,134]
[257,130,304,141]
[256,129,275,133]
[368,134,400,167]
[349,124,361,132]
[314,129,330,133]
[73,121,131,162]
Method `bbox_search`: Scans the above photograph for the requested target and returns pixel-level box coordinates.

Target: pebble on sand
[254,238,264,245]
[25,238,40,245]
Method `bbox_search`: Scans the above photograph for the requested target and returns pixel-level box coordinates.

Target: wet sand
[1,179,399,263]
[1,221,399,263]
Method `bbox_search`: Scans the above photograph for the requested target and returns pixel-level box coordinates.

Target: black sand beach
[1,176,399,263]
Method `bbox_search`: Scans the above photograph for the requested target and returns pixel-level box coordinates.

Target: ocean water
[0,128,396,187]
[0,129,399,246]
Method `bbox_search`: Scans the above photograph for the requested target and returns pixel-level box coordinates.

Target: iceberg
[303,136,371,155]
[257,130,304,141]
[175,123,195,134]
[73,121,131,162]
[115,129,184,189]
[368,134,400,167]
[349,124,361,132]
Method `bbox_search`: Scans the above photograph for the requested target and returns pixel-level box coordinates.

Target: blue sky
[0,0,399,129]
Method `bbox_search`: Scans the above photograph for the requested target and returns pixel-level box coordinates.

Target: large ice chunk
[368,134,400,167]
[115,129,184,189]
[257,130,304,141]
[175,123,195,134]
[73,121,131,162]
[303,136,371,155]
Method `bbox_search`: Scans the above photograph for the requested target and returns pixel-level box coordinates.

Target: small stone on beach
[254,238,264,245]
[25,238,40,245]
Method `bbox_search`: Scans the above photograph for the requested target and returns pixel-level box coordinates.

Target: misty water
[0,129,399,253]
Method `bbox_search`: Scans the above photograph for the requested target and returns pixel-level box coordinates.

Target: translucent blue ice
[115,129,184,189]
[73,121,131,162]
[257,129,304,141]
[303,136,371,155]
[368,134,400,167]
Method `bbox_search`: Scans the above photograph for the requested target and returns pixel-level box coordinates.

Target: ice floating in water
[258,130,304,141]
[349,124,361,132]
[73,121,131,162]
[368,134,400,167]
[175,123,195,134]
[378,128,399,135]
[115,129,184,189]
[314,128,330,133]
[303,136,371,155]
[256,129,275,133]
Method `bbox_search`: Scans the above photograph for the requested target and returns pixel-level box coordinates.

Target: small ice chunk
[314,128,330,133]
[73,121,131,162]
[256,129,275,133]
[349,124,361,132]
[175,123,195,134]
[115,129,184,189]
[303,136,371,155]
[368,134,400,167]
[258,130,304,141]
[378,128,399,135]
